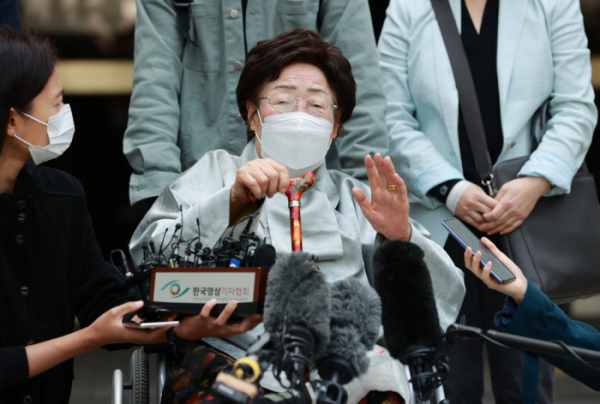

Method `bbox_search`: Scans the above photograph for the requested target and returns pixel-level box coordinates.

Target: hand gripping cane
[245,171,315,251]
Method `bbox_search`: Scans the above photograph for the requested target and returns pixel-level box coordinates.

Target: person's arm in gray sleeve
[318,0,389,182]
[123,0,186,206]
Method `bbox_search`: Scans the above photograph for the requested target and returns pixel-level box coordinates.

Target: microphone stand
[285,172,315,252]
[447,324,600,364]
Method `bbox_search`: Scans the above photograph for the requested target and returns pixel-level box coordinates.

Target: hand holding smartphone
[122,312,179,330]
[442,218,516,283]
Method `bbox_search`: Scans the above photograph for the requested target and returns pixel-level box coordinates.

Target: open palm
[352,153,411,241]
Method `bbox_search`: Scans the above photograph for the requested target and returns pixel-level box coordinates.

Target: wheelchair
[112,344,449,404]
[112,344,170,404]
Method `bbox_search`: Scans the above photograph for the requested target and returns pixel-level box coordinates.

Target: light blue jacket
[379,0,597,246]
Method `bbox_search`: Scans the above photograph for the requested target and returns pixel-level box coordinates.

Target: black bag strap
[175,0,198,47]
[430,0,496,195]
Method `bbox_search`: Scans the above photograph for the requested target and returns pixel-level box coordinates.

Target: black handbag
[431,0,600,303]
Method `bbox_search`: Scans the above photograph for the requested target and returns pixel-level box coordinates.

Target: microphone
[316,278,381,384]
[372,240,447,403]
[308,278,381,404]
[263,253,331,386]
[252,244,276,270]
[212,253,330,404]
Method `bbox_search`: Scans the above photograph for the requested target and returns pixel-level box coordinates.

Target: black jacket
[0,162,129,403]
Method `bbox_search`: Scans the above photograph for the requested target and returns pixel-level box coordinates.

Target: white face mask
[255,110,334,178]
[14,104,75,165]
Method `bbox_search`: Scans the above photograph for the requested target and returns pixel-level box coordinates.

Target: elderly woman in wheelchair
[130,29,465,404]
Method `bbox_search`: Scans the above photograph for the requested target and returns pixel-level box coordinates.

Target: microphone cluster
[110,207,276,311]
[212,253,382,404]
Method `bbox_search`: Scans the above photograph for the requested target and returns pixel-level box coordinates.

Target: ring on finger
[387,184,397,192]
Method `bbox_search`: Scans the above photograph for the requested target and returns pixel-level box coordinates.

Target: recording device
[265,253,331,385]
[373,240,449,404]
[314,278,382,404]
[213,256,379,404]
[111,210,276,320]
[442,218,516,283]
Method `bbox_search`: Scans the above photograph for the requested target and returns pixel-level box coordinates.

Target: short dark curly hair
[236,28,356,140]
[0,27,57,156]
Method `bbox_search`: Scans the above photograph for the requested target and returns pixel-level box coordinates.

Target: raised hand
[352,153,411,241]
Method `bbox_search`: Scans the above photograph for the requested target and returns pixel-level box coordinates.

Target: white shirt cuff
[445,180,472,214]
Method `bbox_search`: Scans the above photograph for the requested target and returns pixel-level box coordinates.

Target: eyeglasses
[259,92,337,118]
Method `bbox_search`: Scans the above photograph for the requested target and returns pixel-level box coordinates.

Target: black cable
[229,211,259,238]
[445,329,600,372]
[551,339,600,372]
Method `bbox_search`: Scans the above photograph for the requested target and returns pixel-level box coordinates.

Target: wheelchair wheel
[130,348,150,404]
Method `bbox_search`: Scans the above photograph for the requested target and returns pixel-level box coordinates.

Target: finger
[483,215,517,235]
[374,153,387,190]
[249,168,271,198]
[500,219,523,235]
[494,185,509,201]
[260,164,281,198]
[478,193,499,210]
[115,301,144,317]
[491,216,519,236]
[382,157,397,190]
[391,173,409,203]
[162,313,177,322]
[238,314,263,333]
[479,261,497,288]
[480,236,515,269]
[352,187,375,223]
[200,299,218,318]
[240,172,264,199]
[269,161,290,194]
[481,200,508,223]
[472,250,483,273]
[364,155,379,192]
[473,200,495,215]
[464,211,484,227]
[480,237,504,258]
[214,301,237,326]
[464,247,473,269]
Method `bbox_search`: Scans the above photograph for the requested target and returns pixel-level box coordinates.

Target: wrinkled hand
[464,237,528,303]
[86,301,170,346]
[352,153,411,241]
[231,158,290,203]
[480,176,551,235]
[173,299,263,341]
[454,184,497,228]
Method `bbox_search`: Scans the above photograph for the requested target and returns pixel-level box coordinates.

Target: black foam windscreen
[372,240,442,362]
[252,244,276,270]
[263,253,326,336]
[317,278,381,376]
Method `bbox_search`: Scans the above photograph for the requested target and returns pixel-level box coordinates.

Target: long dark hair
[0,27,57,155]
[237,29,356,140]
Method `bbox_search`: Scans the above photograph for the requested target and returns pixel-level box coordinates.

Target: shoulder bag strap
[430,0,496,195]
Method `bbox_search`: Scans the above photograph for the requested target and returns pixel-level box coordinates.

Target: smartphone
[441,218,516,283]
[123,320,180,330]
[122,313,179,330]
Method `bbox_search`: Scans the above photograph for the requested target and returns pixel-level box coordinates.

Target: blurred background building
[5,0,600,402]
